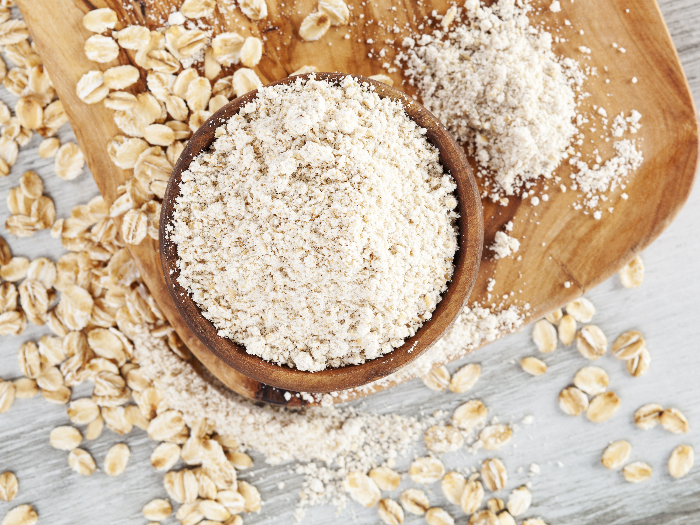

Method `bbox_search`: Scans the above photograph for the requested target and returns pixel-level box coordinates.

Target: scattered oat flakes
[442,5,457,28]
[573,366,609,396]
[565,298,595,323]
[423,365,450,391]
[1,257,29,282]
[104,443,130,476]
[619,255,644,288]
[299,12,332,41]
[452,399,488,430]
[378,498,404,525]
[626,346,650,377]
[532,319,557,353]
[557,314,577,345]
[369,74,394,86]
[113,25,151,50]
[520,356,547,376]
[622,461,652,483]
[441,471,466,505]
[425,507,455,525]
[668,445,694,479]
[481,458,507,491]
[0,236,10,265]
[479,424,512,450]
[82,8,117,33]
[12,378,37,399]
[449,363,480,392]
[142,498,172,521]
[55,142,84,180]
[0,471,18,502]
[409,457,445,484]
[369,466,401,492]
[472,510,500,525]
[634,403,663,430]
[16,97,42,130]
[497,511,517,525]
[344,472,381,507]
[181,0,216,18]
[50,425,82,451]
[545,308,563,325]
[67,398,100,425]
[76,70,108,104]
[68,448,96,476]
[211,32,245,66]
[84,34,119,63]
[240,37,263,68]
[239,0,268,20]
[612,331,645,360]
[559,386,589,416]
[487,498,505,513]
[660,408,690,434]
[506,486,531,516]
[319,0,349,25]
[586,392,620,423]
[231,68,262,97]
[291,65,318,76]
[42,385,71,405]
[576,325,607,360]
[460,479,484,514]
[1,504,37,525]
[400,488,430,515]
[238,480,262,512]
[601,440,631,470]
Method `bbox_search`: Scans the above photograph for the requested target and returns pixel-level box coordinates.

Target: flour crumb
[489,232,521,260]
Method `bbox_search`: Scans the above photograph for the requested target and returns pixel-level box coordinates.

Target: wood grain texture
[159,72,484,393]
[15,0,699,404]
[0,2,699,524]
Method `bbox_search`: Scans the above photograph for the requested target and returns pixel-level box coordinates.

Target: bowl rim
[159,72,483,393]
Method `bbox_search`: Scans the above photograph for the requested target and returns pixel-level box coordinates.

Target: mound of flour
[172,76,458,371]
[401,0,583,196]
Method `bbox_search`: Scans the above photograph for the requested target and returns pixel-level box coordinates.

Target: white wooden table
[1,1,699,523]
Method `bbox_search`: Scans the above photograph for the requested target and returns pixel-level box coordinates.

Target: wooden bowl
[159,73,483,393]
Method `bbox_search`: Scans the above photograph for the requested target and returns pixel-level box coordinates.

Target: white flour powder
[400,0,582,196]
[489,231,521,259]
[172,76,458,371]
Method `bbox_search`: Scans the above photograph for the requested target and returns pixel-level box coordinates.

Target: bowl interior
[159,73,483,393]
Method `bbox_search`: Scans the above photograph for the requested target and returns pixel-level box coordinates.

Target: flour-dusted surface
[172,76,458,371]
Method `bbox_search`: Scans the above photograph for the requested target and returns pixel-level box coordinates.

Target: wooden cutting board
[17,0,698,406]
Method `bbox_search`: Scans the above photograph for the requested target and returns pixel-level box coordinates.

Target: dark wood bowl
[159,73,483,393]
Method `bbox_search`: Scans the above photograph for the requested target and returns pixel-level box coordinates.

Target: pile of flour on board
[171,75,458,372]
[400,0,643,211]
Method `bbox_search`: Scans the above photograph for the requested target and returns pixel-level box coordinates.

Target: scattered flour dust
[172,75,458,372]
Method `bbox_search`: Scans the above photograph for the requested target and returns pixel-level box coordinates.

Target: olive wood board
[16,0,698,406]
